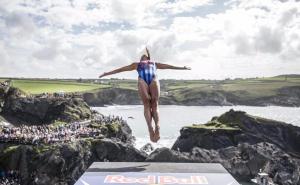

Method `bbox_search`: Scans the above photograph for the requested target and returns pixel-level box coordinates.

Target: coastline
[82,86,300,107]
[93,105,300,150]
[1,85,300,185]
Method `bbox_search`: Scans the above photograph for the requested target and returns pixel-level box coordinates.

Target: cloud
[255,26,283,53]
[157,0,213,14]
[231,33,253,55]
[0,0,299,79]
[278,7,298,25]
[33,40,60,60]
[0,10,37,38]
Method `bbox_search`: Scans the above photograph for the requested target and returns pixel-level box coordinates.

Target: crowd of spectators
[93,114,125,124]
[0,115,126,184]
[0,114,126,145]
[0,121,100,145]
[0,80,11,87]
[34,92,82,99]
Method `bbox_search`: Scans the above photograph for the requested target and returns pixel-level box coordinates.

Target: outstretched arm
[146,47,150,59]
[99,63,137,78]
[156,63,191,70]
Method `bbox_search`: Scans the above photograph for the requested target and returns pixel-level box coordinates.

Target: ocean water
[92,105,300,150]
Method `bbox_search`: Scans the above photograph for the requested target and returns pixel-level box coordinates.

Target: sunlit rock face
[1,86,92,125]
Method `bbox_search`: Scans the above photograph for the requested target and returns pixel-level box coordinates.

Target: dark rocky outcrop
[0,86,92,125]
[146,109,300,185]
[0,138,147,185]
[0,86,148,185]
[89,116,135,144]
[147,143,300,184]
[0,86,23,113]
[2,83,300,185]
[140,143,154,154]
[172,109,300,156]
[0,106,146,185]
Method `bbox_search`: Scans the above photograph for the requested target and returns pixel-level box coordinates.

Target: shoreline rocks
[0,138,147,185]
[147,109,300,185]
[0,86,92,125]
[1,86,299,185]
[0,86,146,185]
[172,109,300,155]
[82,86,300,107]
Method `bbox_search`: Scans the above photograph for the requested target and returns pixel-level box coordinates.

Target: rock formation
[82,86,300,107]
[1,85,299,185]
[0,138,147,185]
[83,88,141,106]
[0,110,146,185]
[0,86,92,125]
[147,109,300,185]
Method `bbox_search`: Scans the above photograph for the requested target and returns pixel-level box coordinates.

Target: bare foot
[154,125,160,142]
[148,127,156,142]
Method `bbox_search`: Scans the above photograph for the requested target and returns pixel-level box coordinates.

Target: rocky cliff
[147,109,300,185]
[1,84,300,185]
[0,138,146,185]
[0,86,92,125]
[82,86,300,107]
[0,114,146,185]
[83,88,141,106]
[0,86,147,185]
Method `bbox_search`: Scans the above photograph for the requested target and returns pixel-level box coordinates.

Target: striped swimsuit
[137,60,157,85]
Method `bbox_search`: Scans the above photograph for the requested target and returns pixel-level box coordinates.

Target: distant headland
[1,74,300,107]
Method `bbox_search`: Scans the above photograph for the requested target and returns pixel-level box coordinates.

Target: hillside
[0,79,109,94]
[1,75,300,106]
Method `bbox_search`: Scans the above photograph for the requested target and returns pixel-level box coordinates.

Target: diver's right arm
[99,63,137,78]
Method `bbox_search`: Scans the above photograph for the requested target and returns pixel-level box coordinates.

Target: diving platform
[74,162,239,185]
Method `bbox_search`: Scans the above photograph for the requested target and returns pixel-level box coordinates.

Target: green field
[7,79,110,94]
[1,75,300,99]
[157,76,300,100]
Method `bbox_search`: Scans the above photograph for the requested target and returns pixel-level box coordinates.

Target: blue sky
[0,0,299,79]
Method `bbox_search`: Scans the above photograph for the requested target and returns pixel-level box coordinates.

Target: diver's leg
[149,77,161,142]
[138,77,155,142]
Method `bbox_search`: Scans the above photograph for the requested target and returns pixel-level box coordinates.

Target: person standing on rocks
[98,48,191,142]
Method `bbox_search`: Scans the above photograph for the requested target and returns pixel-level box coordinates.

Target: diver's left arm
[156,63,191,70]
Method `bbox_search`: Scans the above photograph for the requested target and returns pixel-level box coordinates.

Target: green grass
[10,79,110,94]
[161,75,300,100]
[109,79,138,90]
[187,125,240,130]
[2,75,300,100]
[0,145,19,164]
[33,144,57,154]
[187,120,240,130]
[3,146,19,154]
[51,120,68,128]
[107,122,120,133]
[90,121,120,133]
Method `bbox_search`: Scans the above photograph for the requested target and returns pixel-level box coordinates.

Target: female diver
[98,48,191,142]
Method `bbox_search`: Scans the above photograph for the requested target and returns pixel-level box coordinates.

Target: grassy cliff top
[185,108,292,131]
[186,119,241,130]
[5,79,109,94]
[1,75,299,99]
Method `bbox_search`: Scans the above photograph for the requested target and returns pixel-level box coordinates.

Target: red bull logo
[104,175,208,184]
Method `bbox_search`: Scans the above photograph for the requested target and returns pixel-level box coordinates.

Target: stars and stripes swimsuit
[137,60,157,85]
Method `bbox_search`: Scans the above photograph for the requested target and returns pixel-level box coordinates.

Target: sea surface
[92,105,300,150]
